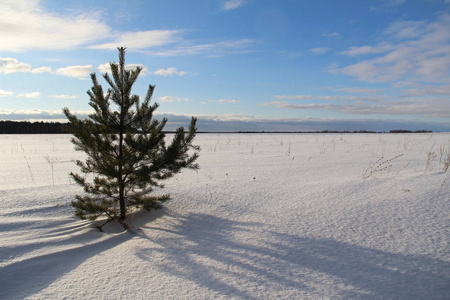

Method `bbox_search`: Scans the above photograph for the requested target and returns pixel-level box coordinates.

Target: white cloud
[159,96,181,102]
[158,96,190,102]
[218,99,239,104]
[0,89,13,97]
[97,63,113,73]
[154,67,187,76]
[222,0,245,10]
[125,64,149,75]
[31,66,52,74]
[0,0,111,51]
[0,1,254,58]
[17,92,41,98]
[97,63,148,75]
[55,65,92,78]
[91,30,180,50]
[0,57,52,75]
[0,57,31,74]
[51,95,78,99]
[337,14,450,83]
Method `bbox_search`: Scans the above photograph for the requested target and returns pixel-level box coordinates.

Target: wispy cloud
[263,97,450,118]
[17,92,41,98]
[154,67,188,76]
[156,112,450,132]
[397,83,450,96]
[91,30,181,50]
[222,0,245,11]
[279,50,303,58]
[0,1,178,52]
[340,42,393,56]
[150,39,256,57]
[51,95,78,99]
[322,31,340,37]
[274,95,314,100]
[336,87,382,94]
[337,14,450,83]
[0,1,256,57]
[218,99,239,104]
[380,0,406,6]
[274,95,385,102]
[370,0,406,11]
[310,47,330,55]
[385,20,428,39]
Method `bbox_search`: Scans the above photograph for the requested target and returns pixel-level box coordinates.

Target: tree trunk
[119,182,126,220]
[119,115,126,220]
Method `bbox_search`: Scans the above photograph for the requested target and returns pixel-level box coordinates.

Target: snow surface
[0,133,449,299]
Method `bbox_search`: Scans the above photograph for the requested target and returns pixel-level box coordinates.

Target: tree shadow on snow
[0,206,165,299]
[136,213,450,299]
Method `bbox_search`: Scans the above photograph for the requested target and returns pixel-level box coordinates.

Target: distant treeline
[218,130,433,134]
[0,120,433,134]
[389,130,432,133]
[0,121,68,134]
[230,130,381,134]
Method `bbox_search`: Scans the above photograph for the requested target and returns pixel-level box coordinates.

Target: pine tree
[63,47,199,228]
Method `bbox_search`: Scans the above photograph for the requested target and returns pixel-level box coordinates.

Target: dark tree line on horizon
[0,120,69,134]
[0,120,432,134]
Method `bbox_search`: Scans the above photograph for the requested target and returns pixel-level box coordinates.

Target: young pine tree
[63,47,199,226]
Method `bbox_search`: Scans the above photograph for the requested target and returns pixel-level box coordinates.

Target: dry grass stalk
[363,154,404,180]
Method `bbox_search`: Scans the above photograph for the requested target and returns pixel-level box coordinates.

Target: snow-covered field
[0,133,449,299]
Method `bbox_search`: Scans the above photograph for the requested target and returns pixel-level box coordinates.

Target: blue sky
[1,0,449,132]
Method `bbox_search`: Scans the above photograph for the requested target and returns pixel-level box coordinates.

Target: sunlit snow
[0,133,449,299]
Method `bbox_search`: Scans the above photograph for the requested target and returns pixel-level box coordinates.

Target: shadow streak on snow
[0,204,166,300]
[0,231,132,300]
[0,232,133,299]
[136,213,450,299]
[0,213,136,300]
